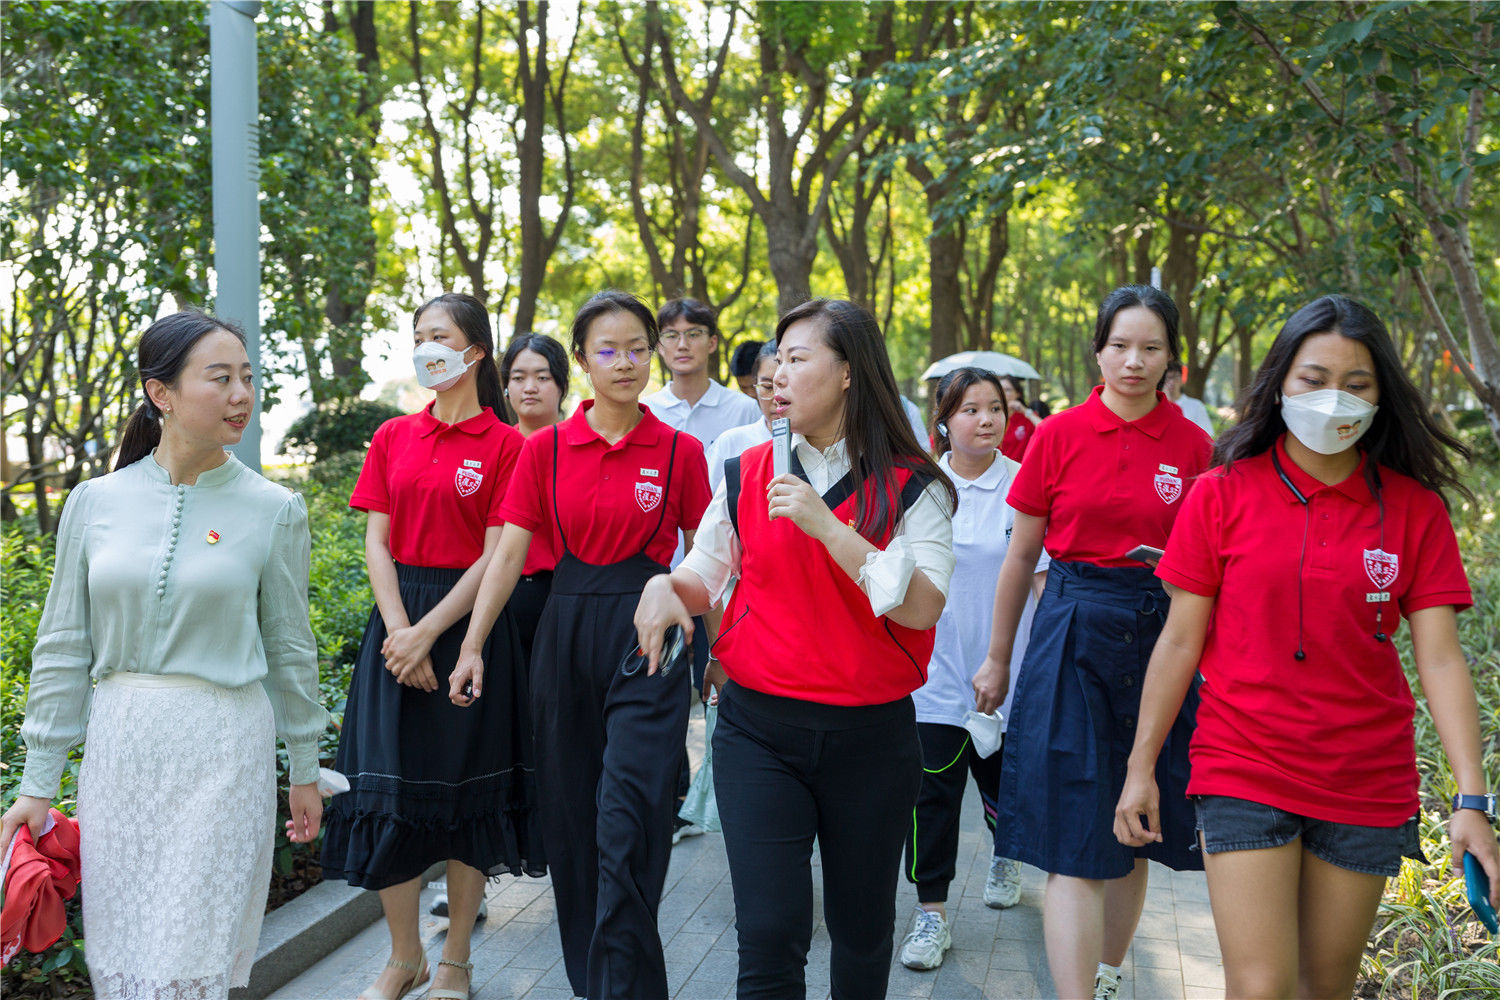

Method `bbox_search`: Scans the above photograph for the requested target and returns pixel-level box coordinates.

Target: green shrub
[279,399,404,463]
[1360,461,1500,997]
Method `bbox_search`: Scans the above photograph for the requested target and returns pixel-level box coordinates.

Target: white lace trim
[80,675,275,998]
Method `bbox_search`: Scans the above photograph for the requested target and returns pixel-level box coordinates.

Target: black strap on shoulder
[899,469,936,514]
[550,425,568,552]
[725,455,743,537]
[647,430,680,544]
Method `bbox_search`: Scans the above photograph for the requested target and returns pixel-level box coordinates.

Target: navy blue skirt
[996,560,1201,879]
[321,563,543,889]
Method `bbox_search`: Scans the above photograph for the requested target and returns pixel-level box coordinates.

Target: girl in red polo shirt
[321,293,535,1000]
[998,373,1040,461]
[972,285,1213,1000]
[450,291,711,1000]
[498,332,568,657]
[635,299,958,1000]
[1115,295,1499,999]
[421,332,572,926]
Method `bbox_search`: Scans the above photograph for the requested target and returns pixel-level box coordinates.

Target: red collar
[560,400,668,448]
[417,402,500,438]
[1271,434,1376,505]
[1083,384,1174,439]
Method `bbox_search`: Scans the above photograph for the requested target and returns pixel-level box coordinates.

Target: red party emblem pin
[206,530,221,544]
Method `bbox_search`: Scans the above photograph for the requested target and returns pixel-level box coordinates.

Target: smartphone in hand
[1125,544,1165,565]
[1465,852,1499,934]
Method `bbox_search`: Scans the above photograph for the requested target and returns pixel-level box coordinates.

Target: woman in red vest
[635,298,957,999]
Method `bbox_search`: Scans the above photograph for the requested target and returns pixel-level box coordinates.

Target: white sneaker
[983,855,1022,909]
[899,906,951,971]
[1094,963,1121,1000]
[671,821,707,845]
[428,893,487,920]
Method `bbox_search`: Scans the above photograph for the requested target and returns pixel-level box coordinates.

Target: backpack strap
[898,470,936,515]
[725,455,743,538]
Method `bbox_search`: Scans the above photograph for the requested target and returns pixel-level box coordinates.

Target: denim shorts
[1194,795,1423,878]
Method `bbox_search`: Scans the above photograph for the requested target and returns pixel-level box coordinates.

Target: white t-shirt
[901,395,929,449]
[1174,394,1215,438]
[912,452,1049,729]
[704,418,772,491]
[641,378,763,453]
[643,378,762,566]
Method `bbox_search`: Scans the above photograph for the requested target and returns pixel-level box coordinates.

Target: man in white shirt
[1164,365,1215,438]
[642,299,762,456]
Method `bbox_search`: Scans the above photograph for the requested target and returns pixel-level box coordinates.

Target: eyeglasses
[659,328,710,345]
[589,347,651,366]
[754,380,777,399]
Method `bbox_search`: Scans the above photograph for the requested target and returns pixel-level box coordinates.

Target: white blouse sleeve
[860,477,955,617]
[678,479,741,607]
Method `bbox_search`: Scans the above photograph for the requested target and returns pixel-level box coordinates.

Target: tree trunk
[927,222,963,361]
[322,0,379,389]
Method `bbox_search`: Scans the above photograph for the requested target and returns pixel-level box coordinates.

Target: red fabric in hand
[1,808,81,963]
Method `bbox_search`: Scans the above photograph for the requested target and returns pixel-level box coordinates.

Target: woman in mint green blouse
[0,311,329,1000]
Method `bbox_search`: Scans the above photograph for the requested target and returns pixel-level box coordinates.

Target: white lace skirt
[79,672,276,1000]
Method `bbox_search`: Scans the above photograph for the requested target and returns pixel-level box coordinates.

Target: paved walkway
[271,715,1224,1000]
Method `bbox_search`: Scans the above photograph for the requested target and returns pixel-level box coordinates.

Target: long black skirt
[321,563,543,890]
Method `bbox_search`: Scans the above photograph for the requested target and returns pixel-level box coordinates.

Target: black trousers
[904,722,1004,904]
[532,576,689,1000]
[714,683,922,1000]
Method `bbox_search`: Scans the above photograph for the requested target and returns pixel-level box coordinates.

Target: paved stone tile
[1176,920,1220,956]
[1179,950,1225,990]
[268,730,1223,1000]
[1133,963,1187,998]
[1183,986,1226,999]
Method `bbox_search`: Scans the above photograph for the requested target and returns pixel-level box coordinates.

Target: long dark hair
[413,293,503,417]
[500,332,569,422]
[774,299,957,538]
[570,290,659,357]
[1215,294,1472,506]
[932,367,1007,459]
[115,309,247,470]
[997,373,1028,407]
[1092,284,1182,391]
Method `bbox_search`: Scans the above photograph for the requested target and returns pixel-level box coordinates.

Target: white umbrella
[921,351,1042,382]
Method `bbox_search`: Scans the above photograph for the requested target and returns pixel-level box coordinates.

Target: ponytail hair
[931,367,1007,459]
[115,309,246,471]
[414,292,504,417]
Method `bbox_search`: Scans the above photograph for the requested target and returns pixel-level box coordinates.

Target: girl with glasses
[450,290,712,1000]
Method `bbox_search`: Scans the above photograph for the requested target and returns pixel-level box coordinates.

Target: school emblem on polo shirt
[455,467,483,497]
[1363,548,1399,589]
[1153,470,1183,504]
[635,480,663,513]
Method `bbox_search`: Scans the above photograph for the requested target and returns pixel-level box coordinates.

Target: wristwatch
[1452,793,1497,822]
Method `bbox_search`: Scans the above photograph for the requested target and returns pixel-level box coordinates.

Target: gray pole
[212,0,264,471]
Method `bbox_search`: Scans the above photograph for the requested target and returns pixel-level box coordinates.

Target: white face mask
[1280,389,1378,455]
[412,341,475,391]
